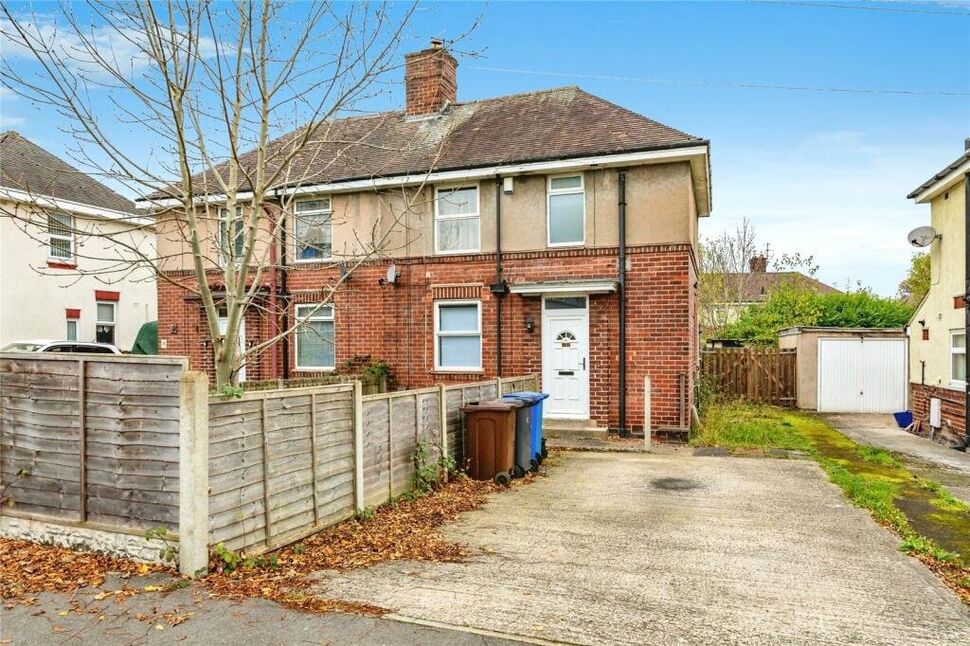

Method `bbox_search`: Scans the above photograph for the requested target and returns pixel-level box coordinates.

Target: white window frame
[951,329,966,386]
[95,301,116,345]
[546,173,585,247]
[433,184,480,255]
[66,319,78,341]
[48,212,75,261]
[292,198,333,263]
[294,304,336,371]
[219,206,246,264]
[434,300,483,372]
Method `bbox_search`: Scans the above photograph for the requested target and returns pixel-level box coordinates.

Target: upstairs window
[434,186,479,254]
[96,301,116,345]
[434,301,482,371]
[952,330,966,384]
[48,212,74,261]
[219,206,245,262]
[295,304,335,370]
[294,199,332,261]
[547,174,585,246]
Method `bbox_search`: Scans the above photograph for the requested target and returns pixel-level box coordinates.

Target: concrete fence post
[353,380,365,512]
[438,384,448,459]
[643,374,652,449]
[178,371,209,577]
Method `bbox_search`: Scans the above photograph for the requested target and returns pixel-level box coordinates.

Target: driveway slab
[313,452,970,645]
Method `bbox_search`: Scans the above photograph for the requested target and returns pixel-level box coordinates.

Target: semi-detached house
[152,41,711,436]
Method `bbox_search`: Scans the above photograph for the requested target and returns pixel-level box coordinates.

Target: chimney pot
[404,41,457,117]
[965,137,970,151]
[749,255,768,273]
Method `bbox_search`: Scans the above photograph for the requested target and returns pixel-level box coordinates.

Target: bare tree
[1,1,477,387]
[698,219,759,338]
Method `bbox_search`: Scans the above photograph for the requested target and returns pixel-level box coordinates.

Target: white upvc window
[96,301,116,345]
[66,319,78,341]
[434,185,480,254]
[547,174,585,247]
[293,198,332,262]
[295,304,335,370]
[434,300,482,371]
[951,329,966,385]
[218,206,246,262]
[48,212,74,261]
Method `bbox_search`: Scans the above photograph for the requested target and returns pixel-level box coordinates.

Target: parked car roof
[1,340,122,354]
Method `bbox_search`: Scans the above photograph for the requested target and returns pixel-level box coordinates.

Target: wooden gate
[701,348,796,406]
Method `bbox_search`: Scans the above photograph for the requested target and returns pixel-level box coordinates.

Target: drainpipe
[489,177,507,376]
[964,168,969,451]
[277,196,291,380]
[618,170,628,437]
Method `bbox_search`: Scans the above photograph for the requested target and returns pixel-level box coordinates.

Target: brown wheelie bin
[461,400,520,485]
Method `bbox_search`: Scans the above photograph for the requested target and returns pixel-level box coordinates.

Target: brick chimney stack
[749,255,768,273]
[404,38,457,117]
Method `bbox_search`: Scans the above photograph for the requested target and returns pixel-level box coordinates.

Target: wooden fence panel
[207,384,356,554]
[0,354,185,531]
[701,348,797,406]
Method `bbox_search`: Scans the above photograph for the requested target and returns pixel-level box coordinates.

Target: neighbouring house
[906,140,970,448]
[148,41,711,436]
[0,131,156,350]
[701,254,840,338]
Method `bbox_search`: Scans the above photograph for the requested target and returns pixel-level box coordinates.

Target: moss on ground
[692,403,970,601]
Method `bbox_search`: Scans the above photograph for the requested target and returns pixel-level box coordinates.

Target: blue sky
[2,1,968,295]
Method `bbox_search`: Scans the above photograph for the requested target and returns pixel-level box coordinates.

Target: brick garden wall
[909,383,967,448]
[157,243,697,431]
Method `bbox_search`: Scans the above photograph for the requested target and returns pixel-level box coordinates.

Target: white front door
[542,296,589,419]
[218,314,246,382]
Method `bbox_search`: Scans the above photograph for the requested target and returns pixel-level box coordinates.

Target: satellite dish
[907,226,939,248]
[386,264,398,284]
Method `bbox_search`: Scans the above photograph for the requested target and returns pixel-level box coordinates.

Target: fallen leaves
[0,538,168,600]
[203,475,510,614]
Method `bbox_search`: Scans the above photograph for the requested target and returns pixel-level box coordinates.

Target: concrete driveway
[313,451,970,645]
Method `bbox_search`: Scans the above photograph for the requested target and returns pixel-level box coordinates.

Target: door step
[543,418,608,440]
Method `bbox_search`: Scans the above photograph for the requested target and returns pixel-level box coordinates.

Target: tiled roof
[907,149,970,199]
[0,131,134,213]
[718,272,841,303]
[164,86,706,198]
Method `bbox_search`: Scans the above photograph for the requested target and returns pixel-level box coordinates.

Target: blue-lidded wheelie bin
[501,391,549,471]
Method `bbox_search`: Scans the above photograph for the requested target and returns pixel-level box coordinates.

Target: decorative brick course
[158,244,698,432]
[909,382,967,448]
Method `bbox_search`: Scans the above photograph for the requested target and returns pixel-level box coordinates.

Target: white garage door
[817,337,907,413]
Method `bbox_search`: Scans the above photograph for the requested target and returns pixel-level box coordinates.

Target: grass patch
[694,402,970,604]
[690,403,812,452]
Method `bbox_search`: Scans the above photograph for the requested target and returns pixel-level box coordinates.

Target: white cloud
[702,132,951,296]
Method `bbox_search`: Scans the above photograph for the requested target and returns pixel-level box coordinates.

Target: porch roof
[508,279,618,297]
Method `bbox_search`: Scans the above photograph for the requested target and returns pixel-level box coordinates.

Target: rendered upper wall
[155,160,701,272]
[909,177,966,389]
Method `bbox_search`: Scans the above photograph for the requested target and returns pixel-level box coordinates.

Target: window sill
[291,257,334,265]
[434,249,482,256]
[294,367,336,373]
[47,260,76,269]
[432,369,484,376]
[547,242,585,249]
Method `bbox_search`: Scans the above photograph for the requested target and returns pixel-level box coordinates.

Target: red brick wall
[158,243,698,431]
[910,383,967,448]
[404,45,457,116]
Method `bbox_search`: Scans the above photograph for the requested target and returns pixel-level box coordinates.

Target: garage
[779,327,907,413]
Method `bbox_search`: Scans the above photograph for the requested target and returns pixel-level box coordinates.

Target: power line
[752,0,970,16]
[471,66,970,97]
